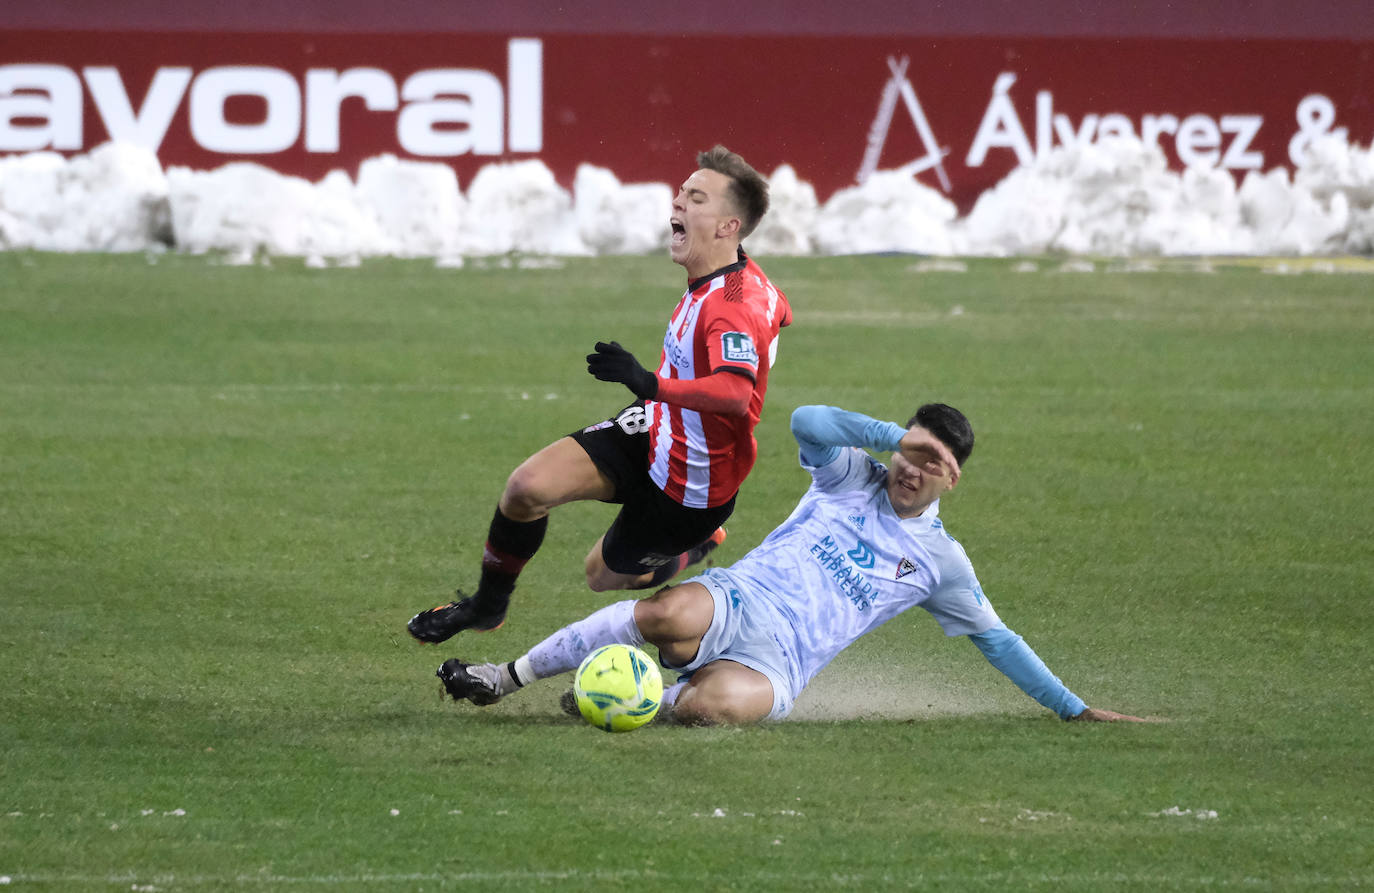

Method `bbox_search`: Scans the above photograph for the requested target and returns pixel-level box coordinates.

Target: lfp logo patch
[721,332,758,365]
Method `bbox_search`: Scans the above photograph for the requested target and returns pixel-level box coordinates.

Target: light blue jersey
[676,405,1085,721]
[700,445,998,704]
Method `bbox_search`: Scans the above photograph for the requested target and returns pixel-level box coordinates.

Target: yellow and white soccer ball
[573,644,663,732]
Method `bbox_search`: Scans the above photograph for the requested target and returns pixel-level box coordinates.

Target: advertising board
[3,31,1369,208]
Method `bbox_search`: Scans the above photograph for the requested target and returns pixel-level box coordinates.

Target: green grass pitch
[2,251,1371,889]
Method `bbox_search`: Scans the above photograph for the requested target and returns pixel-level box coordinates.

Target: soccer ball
[573,644,663,732]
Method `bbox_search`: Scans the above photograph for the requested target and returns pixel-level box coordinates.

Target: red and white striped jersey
[647,250,792,508]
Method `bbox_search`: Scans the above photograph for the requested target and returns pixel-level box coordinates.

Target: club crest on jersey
[848,514,866,530]
[895,557,918,579]
[720,331,758,365]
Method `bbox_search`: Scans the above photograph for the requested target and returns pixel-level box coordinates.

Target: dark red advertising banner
[2,31,1370,209]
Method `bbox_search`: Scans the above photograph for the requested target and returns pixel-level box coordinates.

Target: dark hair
[908,403,974,467]
[696,144,770,239]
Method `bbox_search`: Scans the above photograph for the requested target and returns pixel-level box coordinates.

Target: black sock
[476,508,547,603]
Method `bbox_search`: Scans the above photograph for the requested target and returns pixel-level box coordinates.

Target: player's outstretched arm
[970,625,1155,723]
[969,623,1086,719]
[790,405,907,466]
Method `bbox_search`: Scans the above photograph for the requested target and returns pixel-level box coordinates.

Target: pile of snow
[957,135,1373,256]
[461,160,588,257]
[2,136,1373,259]
[573,163,671,255]
[355,155,464,259]
[0,142,169,252]
[167,164,385,262]
[748,164,818,256]
[813,168,959,256]
[958,137,1260,256]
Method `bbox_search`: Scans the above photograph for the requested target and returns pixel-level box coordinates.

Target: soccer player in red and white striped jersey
[648,244,789,509]
[408,145,792,645]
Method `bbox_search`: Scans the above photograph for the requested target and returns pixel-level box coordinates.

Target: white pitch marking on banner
[856,56,951,193]
[857,56,905,183]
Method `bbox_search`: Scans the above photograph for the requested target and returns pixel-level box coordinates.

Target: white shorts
[667,568,797,720]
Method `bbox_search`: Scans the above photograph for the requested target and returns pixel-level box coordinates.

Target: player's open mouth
[670,220,686,245]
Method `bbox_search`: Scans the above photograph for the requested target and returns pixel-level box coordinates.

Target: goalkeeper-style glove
[586,341,658,400]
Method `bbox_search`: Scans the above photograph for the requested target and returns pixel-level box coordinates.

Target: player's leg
[583,534,644,592]
[584,485,735,592]
[670,660,775,725]
[437,582,715,706]
[500,436,616,519]
[631,581,716,666]
[408,436,614,644]
[475,435,613,611]
[515,582,713,681]
[436,597,642,705]
[435,580,717,705]
[640,580,778,724]
[584,527,727,592]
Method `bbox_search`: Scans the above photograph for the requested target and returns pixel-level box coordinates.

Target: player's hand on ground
[1070,707,1156,723]
[587,341,658,399]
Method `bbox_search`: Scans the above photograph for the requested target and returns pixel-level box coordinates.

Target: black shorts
[570,402,736,576]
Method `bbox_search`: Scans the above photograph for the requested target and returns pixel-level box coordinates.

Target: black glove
[586,341,658,400]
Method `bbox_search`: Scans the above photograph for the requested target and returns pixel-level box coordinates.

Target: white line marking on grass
[0,383,554,396]
[906,260,968,273]
[6,871,1371,887]
[802,310,951,327]
[1149,805,1219,819]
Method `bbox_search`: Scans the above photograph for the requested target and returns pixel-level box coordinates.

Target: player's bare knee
[585,572,617,593]
[583,555,624,593]
[713,697,767,725]
[583,563,609,592]
[672,690,758,726]
[633,589,677,636]
[669,689,721,726]
[674,665,774,725]
[501,463,549,518]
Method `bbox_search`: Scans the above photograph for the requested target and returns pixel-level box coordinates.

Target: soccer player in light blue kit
[436,403,1147,725]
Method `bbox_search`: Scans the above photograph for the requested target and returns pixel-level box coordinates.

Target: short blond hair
[697,145,769,239]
